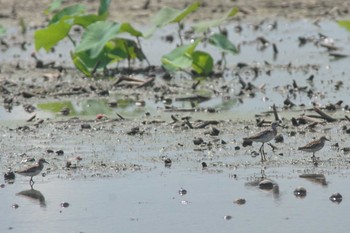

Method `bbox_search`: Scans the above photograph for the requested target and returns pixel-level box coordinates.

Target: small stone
[60,107,70,116]
[202,162,207,169]
[4,171,15,180]
[234,146,240,150]
[223,215,232,220]
[234,198,246,205]
[259,179,274,190]
[294,186,307,198]
[164,158,172,168]
[12,204,19,209]
[178,188,187,196]
[193,137,204,145]
[81,123,91,129]
[242,140,252,147]
[209,127,220,136]
[56,150,64,156]
[61,202,70,208]
[329,193,342,203]
[274,134,284,143]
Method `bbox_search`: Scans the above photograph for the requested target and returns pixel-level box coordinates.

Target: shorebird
[16,158,49,186]
[298,136,329,163]
[243,122,279,162]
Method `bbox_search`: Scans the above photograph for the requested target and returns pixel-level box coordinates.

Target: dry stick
[314,107,337,122]
[297,115,325,124]
[194,120,219,129]
[345,115,350,122]
[116,112,125,120]
[113,76,145,86]
[272,104,280,122]
[137,77,155,88]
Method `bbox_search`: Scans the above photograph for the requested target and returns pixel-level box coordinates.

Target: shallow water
[1,168,349,233]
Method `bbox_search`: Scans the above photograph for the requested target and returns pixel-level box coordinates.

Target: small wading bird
[243,122,279,162]
[298,136,330,163]
[15,158,49,186]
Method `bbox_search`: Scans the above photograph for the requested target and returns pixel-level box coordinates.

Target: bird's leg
[29,177,34,187]
[259,143,266,162]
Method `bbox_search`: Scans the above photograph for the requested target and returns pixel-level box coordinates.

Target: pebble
[259,179,274,190]
[293,186,307,198]
[329,193,342,203]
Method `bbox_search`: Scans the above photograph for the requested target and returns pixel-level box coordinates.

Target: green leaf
[44,0,63,15]
[107,38,146,62]
[34,18,73,51]
[75,21,121,58]
[73,14,108,28]
[338,20,350,31]
[208,33,238,55]
[193,7,238,33]
[49,4,86,24]
[98,0,111,15]
[72,44,116,77]
[161,40,200,71]
[0,24,6,36]
[191,51,213,75]
[151,2,200,27]
[119,22,143,37]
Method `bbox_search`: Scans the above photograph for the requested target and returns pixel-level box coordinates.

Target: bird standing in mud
[298,136,329,163]
[15,158,49,186]
[243,122,279,162]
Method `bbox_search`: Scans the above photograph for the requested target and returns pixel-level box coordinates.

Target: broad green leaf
[49,4,85,24]
[72,44,115,76]
[44,0,63,15]
[107,38,146,62]
[161,40,200,71]
[193,7,238,33]
[119,22,143,37]
[208,33,238,55]
[98,0,111,15]
[35,18,73,51]
[151,2,200,27]
[73,14,108,28]
[338,20,350,31]
[0,25,6,36]
[75,21,121,58]
[191,51,213,75]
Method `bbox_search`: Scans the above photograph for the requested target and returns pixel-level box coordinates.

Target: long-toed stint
[298,136,329,163]
[243,122,279,162]
[16,158,49,186]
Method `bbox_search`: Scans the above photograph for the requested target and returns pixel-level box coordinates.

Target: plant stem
[177,22,183,45]
[67,34,76,47]
[136,37,150,66]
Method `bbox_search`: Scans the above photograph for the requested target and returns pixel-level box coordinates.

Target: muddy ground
[0,0,350,177]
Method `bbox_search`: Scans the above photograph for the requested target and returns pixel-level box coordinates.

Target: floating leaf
[98,0,111,16]
[75,21,121,58]
[161,40,200,71]
[208,33,238,55]
[191,51,213,75]
[151,2,200,27]
[0,25,6,36]
[338,20,350,31]
[193,7,238,33]
[49,4,85,24]
[35,18,73,51]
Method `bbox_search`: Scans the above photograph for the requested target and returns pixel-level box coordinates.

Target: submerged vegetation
[34,0,238,77]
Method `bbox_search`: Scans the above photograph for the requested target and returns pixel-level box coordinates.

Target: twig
[314,107,337,122]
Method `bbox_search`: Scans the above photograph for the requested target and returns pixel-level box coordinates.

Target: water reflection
[245,168,280,200]
[299,173,328,186]
[16,188,46,208]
